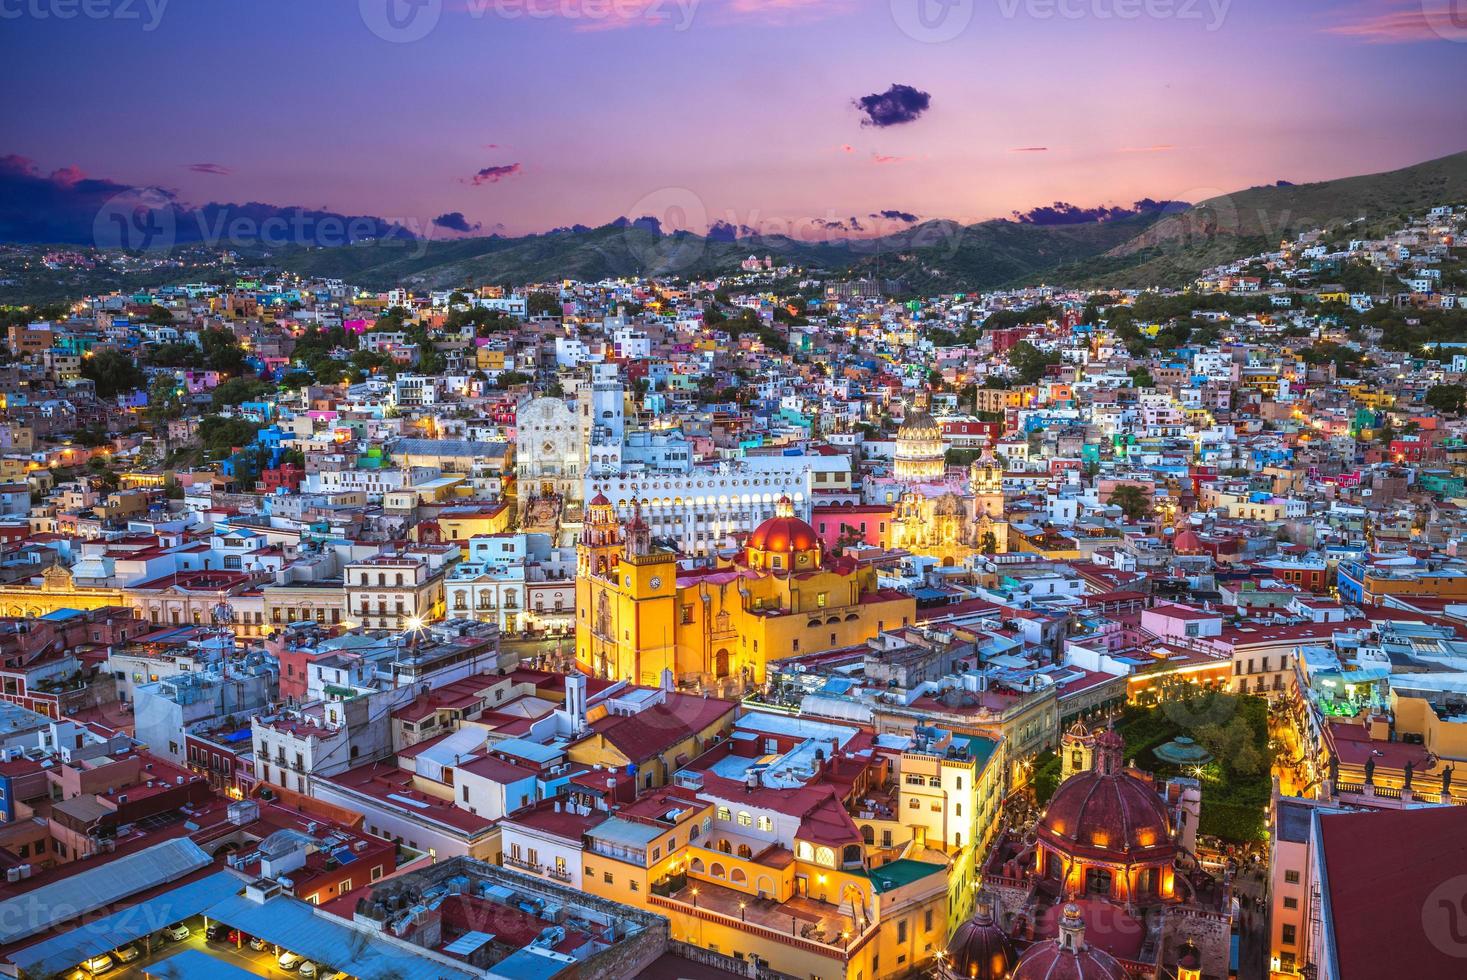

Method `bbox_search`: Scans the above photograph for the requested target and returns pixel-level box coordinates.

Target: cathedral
[575,493,914,692]
[877,395,1010,560]
[955,720,1232,978]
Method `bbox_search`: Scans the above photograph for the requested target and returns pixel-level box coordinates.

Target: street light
[691,887,699,908]
[739,900,746,921]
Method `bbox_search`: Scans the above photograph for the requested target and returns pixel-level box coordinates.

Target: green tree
[211,376,271,409]
[199,327,247,375]
[1425,384,1467,416]
[1108,484,1153,522]
[1128,367,1155,388]
[82,349,147,399]
[1007,341,1061,385]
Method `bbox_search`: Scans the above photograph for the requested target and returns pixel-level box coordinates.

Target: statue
[1403,760,1414,791]
[1364,755,1375,786]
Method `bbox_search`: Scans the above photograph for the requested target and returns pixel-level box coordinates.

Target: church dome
[746,496,822,573]
[1012,905,1128,980]
[1037,767,1175,864]
[945,898,1017,980]
[1173,528,1205,554]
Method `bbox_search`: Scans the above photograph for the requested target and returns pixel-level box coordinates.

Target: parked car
[83,953,113,975]
[162,923,190,942]
[299,962,319,978]
[247,936,268,951]
[114,945,141,964]
[206,922,231,942]
[278,951,304,970]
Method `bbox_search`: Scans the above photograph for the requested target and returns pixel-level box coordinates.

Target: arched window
[731,868,747,884]
[738,844,753,859]
[795,841,814,861]
[710,862,727,879]
[861,825,874,845]
[690,858,705,874]
[815,846,835,867]
[737,811,752,827]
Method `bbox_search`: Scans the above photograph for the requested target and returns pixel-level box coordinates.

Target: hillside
[1047,150,1467,288]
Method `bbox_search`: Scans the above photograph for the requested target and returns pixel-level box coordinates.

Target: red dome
[1173,529,1204,554]
[1012,905,1128,980]
[589,491,611,507]
[1037,770,1175,864]
[748,515,820,554]
[945,904,1017,980]
[1012,938,1128,980]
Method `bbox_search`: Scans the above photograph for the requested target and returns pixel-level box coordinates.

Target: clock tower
[575,496,678,686]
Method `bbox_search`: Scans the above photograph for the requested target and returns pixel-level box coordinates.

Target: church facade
[575,494,914,692]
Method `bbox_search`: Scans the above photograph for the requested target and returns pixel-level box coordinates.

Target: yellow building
[577,495,914,690]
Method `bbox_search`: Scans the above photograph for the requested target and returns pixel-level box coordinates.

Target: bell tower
[578,490,621,579]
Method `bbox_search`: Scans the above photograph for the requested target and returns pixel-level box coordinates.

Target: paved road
[1231,865,1270,979]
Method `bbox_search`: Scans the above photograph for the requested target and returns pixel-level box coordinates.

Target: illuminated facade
[576,494,914,690]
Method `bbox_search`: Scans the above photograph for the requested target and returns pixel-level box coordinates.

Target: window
[758,815,773,832]
[896,920,907,943]
[1285,870,1300,884]
[1282,925,1296,946]
[737,811,752,827]
[924,910,933,932]
[717,806,731,821]
[1283,897,1298,910]
[603,872,613,884]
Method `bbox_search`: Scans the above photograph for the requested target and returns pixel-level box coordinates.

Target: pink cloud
[1009,147,1048,153]
[49,165,86,185]
[1117,145,1176,154]
[1324,2,1461,43]
[840,144,854,153]
[872,153,907,166]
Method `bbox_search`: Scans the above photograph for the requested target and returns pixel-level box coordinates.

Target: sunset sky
[4,0,1466,238]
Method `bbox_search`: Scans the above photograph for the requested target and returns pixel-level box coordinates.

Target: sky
[2,0,1466,241]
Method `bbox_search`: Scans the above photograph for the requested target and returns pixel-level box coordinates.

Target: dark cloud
[872,210,918,223]
[1011,198,1191,226]
[0,153,414,245]
[852,84,931,128]
[608,215,665,234]
[186,163,232,175]
[432,211,481,234]
[468,163,522,186]
[814,217,867,234]
[1009,147,1049,153]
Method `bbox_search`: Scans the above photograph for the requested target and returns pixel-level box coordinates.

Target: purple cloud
[433,211,482,233]
[853,84,931,127]
[468,163,522,186]
[186,163,232,175]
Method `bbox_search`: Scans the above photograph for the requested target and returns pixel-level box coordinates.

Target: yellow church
[575,493,914,693]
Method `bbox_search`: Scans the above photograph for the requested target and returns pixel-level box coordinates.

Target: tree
[526,292,562,318]
[1128,367,1155,388]
[1108,484,1153,522]
[144,375,185,424]
[211,377,271,409]
[199,327,247,375]
[1007,341,1061,385]
[1425,384,1467,416]
[82,349,147,399]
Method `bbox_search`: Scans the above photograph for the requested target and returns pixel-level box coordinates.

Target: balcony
[503,854,542,874]
[547,865,573,883]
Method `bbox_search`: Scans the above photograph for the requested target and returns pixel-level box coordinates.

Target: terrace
[651,875,865,957]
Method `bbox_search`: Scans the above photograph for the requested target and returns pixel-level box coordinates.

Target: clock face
[650,576,663,589]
